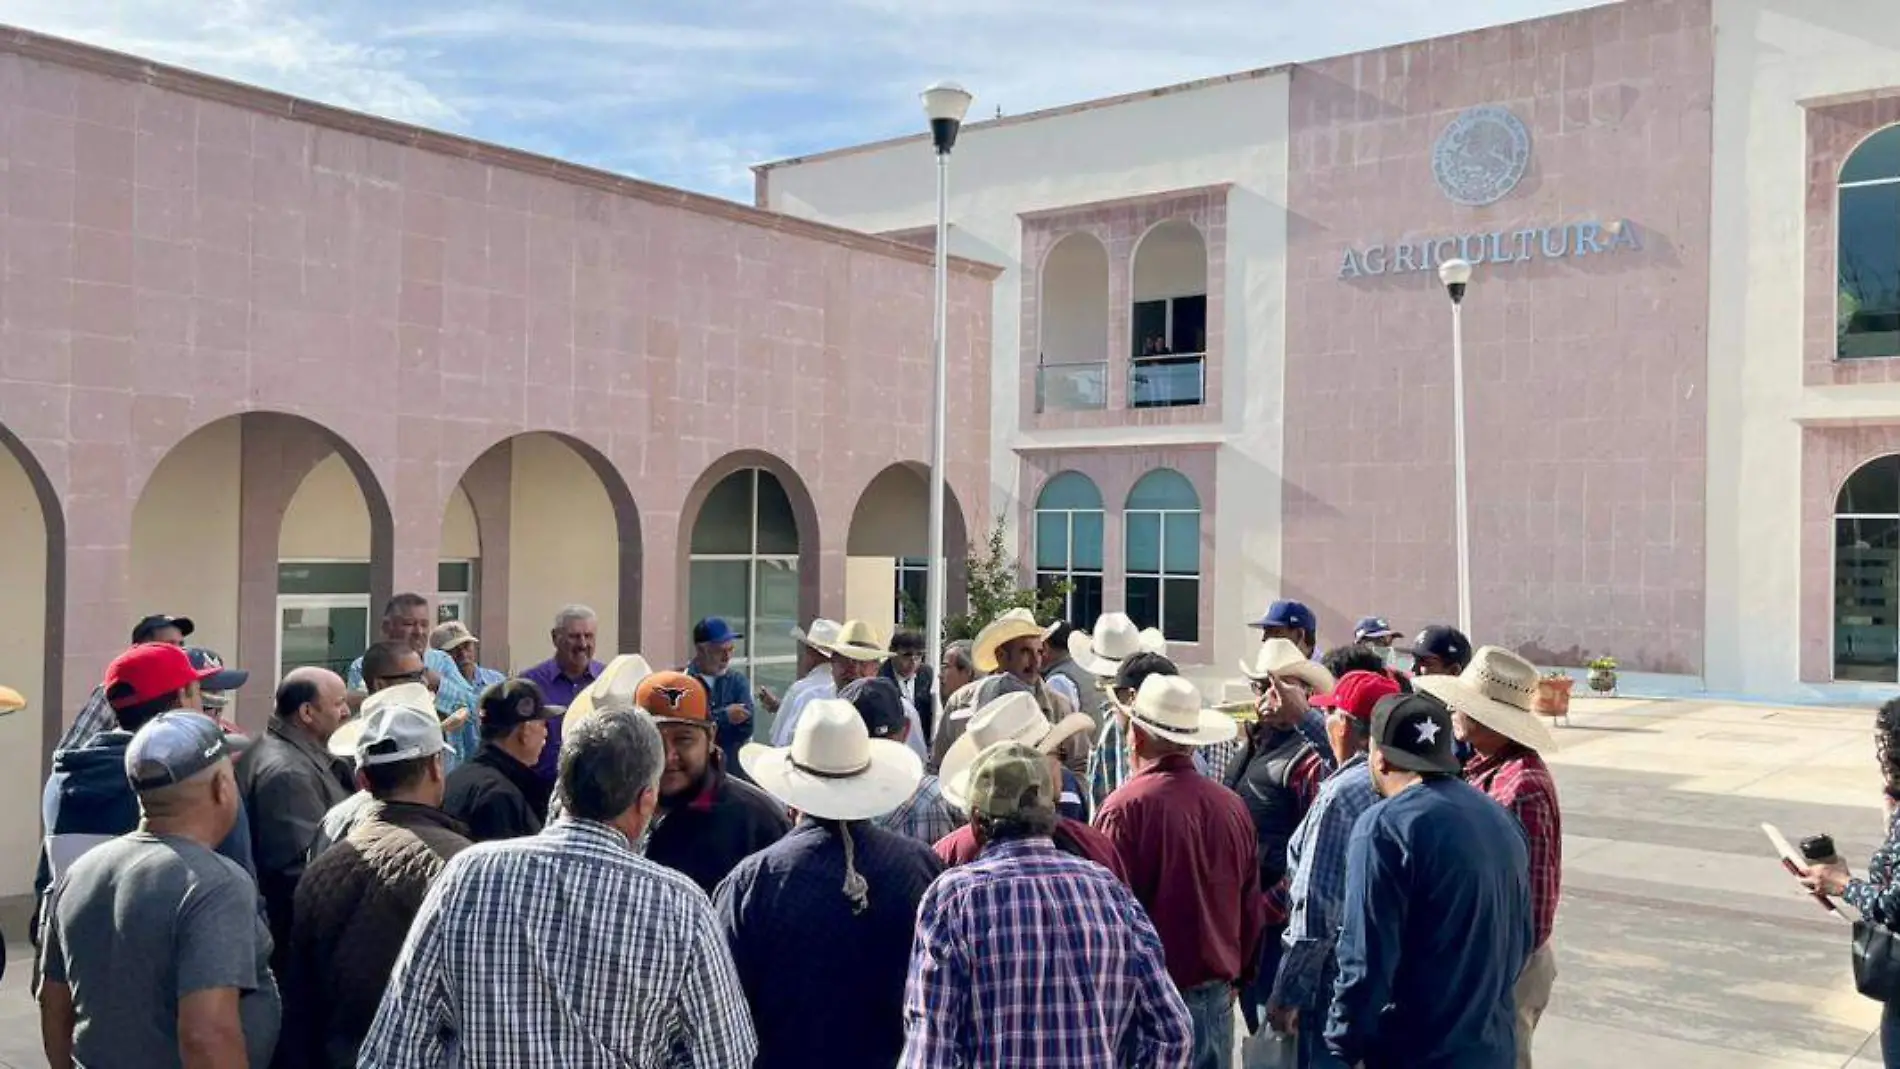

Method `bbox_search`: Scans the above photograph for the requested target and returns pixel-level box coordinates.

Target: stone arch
[844,462,972,635]
[0,423,65,786]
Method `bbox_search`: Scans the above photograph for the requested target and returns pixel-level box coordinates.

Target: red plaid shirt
[1465,745,1562,948]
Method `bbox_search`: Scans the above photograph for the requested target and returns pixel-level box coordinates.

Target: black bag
[1853,918,1900,1001]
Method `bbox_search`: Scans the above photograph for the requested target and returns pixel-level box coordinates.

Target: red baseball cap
[1311,670,1403,725]
[104,643,219,710]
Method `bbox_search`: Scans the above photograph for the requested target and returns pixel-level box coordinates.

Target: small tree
[943,519,1070,641]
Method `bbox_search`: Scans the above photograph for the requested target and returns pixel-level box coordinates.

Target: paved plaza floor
[0,695,1888,1066]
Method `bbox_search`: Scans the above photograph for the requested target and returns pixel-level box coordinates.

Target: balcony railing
[1037,361,1108,412]
[1131,352,1206,408]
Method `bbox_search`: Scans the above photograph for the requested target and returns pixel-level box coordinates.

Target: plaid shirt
[359,818,756,1068]
[900,837,1192,1069]
[1845,807,1900,926]
[1088,716,1129,803]
[1273,753,1379,1010]
[1465,745,1563,948]
[876,775,962,847]
[54,686,114,752]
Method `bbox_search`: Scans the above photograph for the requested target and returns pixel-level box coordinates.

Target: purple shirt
[518,658,603,783]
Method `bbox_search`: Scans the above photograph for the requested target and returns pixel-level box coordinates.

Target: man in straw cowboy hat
[1070,611,1177,801]
[848,678,961,848]
[715,696,941,1069]
[1324,690,1531,1069]
[769,618,843,746]
[361,707,757,1067]
[812,620,929,762]
[900,741,1192,1069]
[933,689,1122,877]
[638,669,790,894]
[1413,646,1563,1068]
[1270,670,1402,1069]
[1241,637,1339,775]
[941,608,1090,779]
[1095,673,1261,1069]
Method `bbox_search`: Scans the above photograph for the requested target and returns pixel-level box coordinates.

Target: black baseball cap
[125,711,247,791]
[1401,625,1471,666]
[1369,692,1460,774]
[131,614,195,644]
[185,647,249,692]
[842,677,907,739]
[478,679,561,730]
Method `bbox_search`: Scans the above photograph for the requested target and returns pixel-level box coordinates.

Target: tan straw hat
[972,608,1045,673]
[562,654,656,730]
[1124,674,1237,748]
[1411,646,1558,753]
[740,698,922,821]
[0,685,24,714]
[1240,637,1337,694]
[790,618,843,653]
[1067,612,1144,678]
[1138,628,1168,657]
[939,690,1095,810]
[817,620,892,663]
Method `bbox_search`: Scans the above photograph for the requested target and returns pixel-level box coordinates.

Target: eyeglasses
[378,670,425,685]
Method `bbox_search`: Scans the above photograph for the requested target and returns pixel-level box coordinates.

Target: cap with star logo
[635,670,711,727]
[1368,691,1460,774]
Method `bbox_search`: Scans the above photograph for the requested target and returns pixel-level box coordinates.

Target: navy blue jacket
[1327,776,1531,1069]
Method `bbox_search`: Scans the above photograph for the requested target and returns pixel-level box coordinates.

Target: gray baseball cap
[125,711,245,791]
[355,701,447,767]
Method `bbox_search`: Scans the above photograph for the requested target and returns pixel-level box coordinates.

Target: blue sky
[0,0,1611,201]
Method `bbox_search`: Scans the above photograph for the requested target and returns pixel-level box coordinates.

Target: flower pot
[1586,667,1617,694]
[1533,677,1573,717]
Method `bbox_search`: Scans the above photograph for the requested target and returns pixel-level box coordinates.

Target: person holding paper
[1799,696,1900,1068]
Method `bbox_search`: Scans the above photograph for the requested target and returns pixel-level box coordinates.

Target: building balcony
[1131,352,1206,408]
[1037,361,1109,412]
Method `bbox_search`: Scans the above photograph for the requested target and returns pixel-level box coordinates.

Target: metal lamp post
[1438,257,1474,637]
[920,80,972,726]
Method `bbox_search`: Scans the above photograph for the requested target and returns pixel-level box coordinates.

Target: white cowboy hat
[1138,628,1168,657]
[939,691,1095,810]
[562,654,656,729]
[740,697,922,821]
[1123,674,1237,748]
[1067,612,1144,678]
[816,620,891,663]
[1240,637,1337,694]
[789,618,843,653]
[1411,646,1559,754]
[329,681,436,758]
[973,608,1045,673]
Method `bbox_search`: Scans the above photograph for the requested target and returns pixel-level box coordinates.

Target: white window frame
[1123,506,1202,642]
[276,557,374,681]
[438,559,476,626]
[1034,505,1105,624]
[689,470,799,687]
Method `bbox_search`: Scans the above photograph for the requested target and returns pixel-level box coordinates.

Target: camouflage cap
[965,740,1056,821]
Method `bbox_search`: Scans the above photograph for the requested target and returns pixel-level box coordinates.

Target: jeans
[1885,999,1900,1069]
[1183,981,1237,1069]
[1298,1021,1351,1069]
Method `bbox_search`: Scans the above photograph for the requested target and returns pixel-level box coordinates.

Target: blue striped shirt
[1274,753,1378,1011]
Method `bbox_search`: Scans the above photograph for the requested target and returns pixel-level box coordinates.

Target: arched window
[1037,233,1111,412]
[1124,469,1201,642]
[1130,220,1209,407]
[1034,472,1104,627]
[689,468,801,696]
[1836,455,1900,682]
[1840,126,1900,359]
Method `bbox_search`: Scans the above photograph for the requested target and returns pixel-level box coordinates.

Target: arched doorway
[845,463,970,638]
[444,432,641,672]
[0,423,63,897]
[1129,219,1209,408]
[1038,232,1111,412]
[1034,471,1105,627]
[1835,454,1900,681]
[684,459,816,714]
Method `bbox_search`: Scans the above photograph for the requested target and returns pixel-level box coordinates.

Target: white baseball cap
[354,701,446,767]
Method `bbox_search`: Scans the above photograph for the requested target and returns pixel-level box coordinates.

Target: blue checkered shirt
[900,837,1192,1069]
[876,775,962,847]
[358,818,756,1068]
[1273,753,1379,1011]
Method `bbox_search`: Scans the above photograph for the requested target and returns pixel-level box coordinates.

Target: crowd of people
[23,592,1569,1069]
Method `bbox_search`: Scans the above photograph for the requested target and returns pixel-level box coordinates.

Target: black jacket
[279,801,471,1069]
[878,663,937,738]
[239,720,355,977]
[442,744,549,843]
[646,766,791,894]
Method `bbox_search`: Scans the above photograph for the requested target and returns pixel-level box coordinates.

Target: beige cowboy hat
[1123,673,1237,748]
[1067,612,1144,678]
[1240,637,1337,694]
[940,690,1095,810]
[789,618,843,653]
[816,620,891,663]
[740,697,922,820]
[973,608,1045,673]
[429,620,479,653]
[329,681,436,758]
[1411,646,1559,753]
[1138,628,1168,657]
[0,685,24,714]
[562,654,656,730]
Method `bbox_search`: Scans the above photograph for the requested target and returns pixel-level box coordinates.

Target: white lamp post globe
[921,81,974,155]
[1438,257,1473,288]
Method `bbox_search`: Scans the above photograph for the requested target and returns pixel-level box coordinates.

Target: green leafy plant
[943,519,1070,642]
[1587,656,1617,673]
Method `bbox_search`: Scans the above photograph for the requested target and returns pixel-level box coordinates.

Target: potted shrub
[1586,656,1618,694]
[1533,670,1573,718]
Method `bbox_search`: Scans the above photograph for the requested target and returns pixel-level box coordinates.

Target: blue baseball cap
[1249,600,1316,635]
[1353,617,1399,642]
[692,617,742,646]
